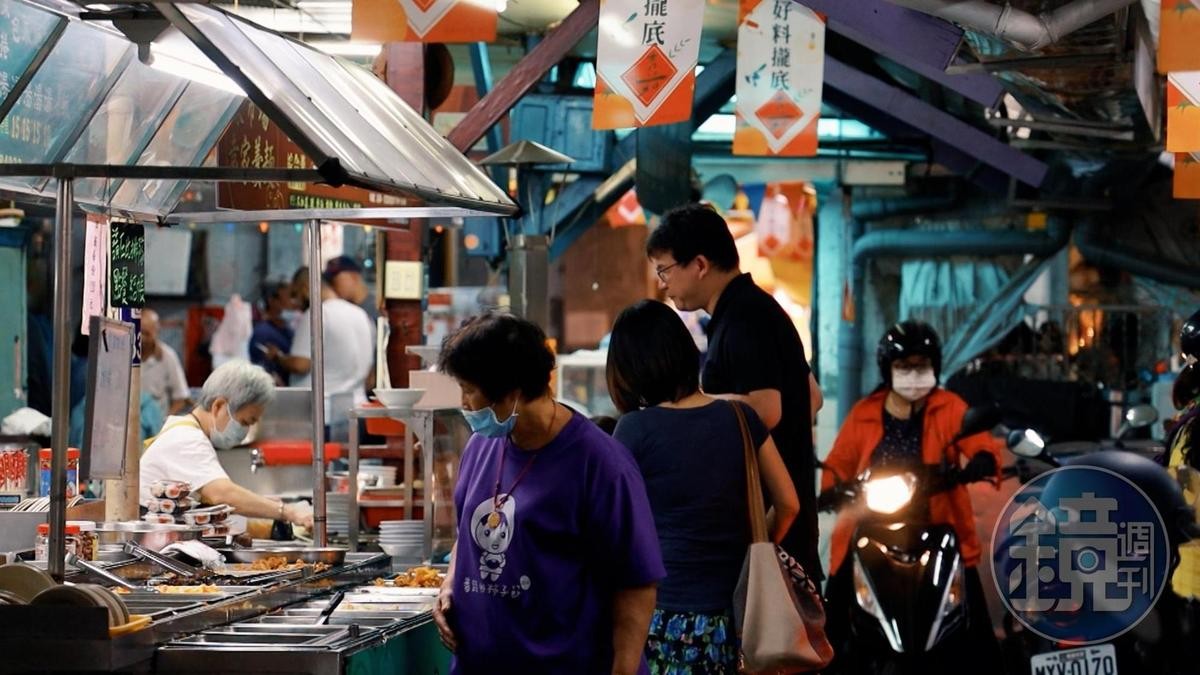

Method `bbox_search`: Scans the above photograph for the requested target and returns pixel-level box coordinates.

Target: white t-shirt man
[142,342,189,417]
[291,298,374,418]
[139,416,229,505]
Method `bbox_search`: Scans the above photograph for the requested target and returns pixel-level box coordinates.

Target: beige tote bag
[730,402,834,674]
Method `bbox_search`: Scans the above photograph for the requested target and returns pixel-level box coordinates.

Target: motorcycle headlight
[863,473,916,514]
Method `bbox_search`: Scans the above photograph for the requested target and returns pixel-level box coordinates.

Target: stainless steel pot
[93,522,204,551]
[219,547,347,565]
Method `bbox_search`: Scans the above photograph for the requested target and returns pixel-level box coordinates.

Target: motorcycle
[818,407,1002,674]
[1008,404,1161,485]
[998,427,1200,675]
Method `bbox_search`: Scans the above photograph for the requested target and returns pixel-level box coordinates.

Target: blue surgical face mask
[462,399,518,438]
[210,403,248,449]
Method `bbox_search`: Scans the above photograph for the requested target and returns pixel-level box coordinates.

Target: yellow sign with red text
[592,0,705,129]
[733,1,824,156]
[1167,72,1200,152]
[351,0,496,43]
[1160,1,1200,73]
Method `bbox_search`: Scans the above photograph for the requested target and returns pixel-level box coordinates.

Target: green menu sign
[109,221,144,308]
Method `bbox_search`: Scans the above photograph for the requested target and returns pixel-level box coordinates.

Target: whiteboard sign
[384,261,424,300]
[82,317,134,480]
[144,227,192,296]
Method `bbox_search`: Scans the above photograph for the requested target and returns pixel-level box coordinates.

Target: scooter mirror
[958,405,1002,440]
[1124,404,1158,430]
[1007,428,1046,458]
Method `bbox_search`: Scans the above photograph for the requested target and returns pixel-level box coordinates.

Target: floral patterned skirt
[645,607,739,675]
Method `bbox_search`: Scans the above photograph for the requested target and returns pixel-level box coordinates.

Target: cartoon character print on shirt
[470,494,516,581]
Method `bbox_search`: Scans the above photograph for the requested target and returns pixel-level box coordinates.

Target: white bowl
[374,388,426,408]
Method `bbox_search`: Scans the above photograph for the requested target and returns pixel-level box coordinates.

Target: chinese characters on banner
[593,0,705,129]
[217,102,406,211]
[733,1,824,156]
[351,0,497,43]
[1159,1,1200,73]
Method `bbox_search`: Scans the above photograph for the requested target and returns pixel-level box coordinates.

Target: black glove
[960,452,998,484]
[818,485,853,512]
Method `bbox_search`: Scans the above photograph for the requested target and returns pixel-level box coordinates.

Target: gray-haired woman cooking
[140,359,312,528]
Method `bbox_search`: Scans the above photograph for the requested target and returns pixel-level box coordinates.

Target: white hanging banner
[734,0,824,156]
[593,0,705,129]
[82,214,109,336]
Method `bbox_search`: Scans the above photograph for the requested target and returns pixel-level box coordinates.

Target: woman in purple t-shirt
[434,313,666,675]
[607,300,799,675]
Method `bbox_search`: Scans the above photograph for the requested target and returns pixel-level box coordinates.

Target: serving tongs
[123,540,211,580]
[65,553,139,590]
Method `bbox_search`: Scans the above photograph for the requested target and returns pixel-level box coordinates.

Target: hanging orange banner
[605,189,647,227]
[1167,72,1200,152]
[351,0,497,44]
[592,0,705,129]
[733,1,824,157]
[1160,1,1200,73]
[1174,153,1200,199]
[754,181,816,261]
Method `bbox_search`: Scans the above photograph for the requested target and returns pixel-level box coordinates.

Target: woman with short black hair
[607,300,799,675]
[433,312,665,675]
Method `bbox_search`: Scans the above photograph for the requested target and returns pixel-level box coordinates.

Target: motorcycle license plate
[1030,644,1116,675]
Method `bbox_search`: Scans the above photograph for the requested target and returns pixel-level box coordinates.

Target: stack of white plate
[379,520,424,562]
[357,465,398,487]
[325,492,350,534]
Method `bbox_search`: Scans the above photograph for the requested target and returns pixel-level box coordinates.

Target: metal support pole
[347,412,359,552]
[48,178,73,581]
[307,219,328,547]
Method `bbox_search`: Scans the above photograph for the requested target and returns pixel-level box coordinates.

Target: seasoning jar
[35,523,80,561]
[68,520,97,561]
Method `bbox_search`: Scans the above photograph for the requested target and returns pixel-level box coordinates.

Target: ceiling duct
[889,0,1138,51]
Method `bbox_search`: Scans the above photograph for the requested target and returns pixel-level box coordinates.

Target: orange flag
[1160,1,1200,73]
[1167,72,1200,152]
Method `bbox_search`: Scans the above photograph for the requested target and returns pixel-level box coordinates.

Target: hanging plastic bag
[210,294,252,368]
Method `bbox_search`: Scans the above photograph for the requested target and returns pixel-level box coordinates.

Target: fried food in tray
[373,565,443,588]
[150,584,222,594]
[225,556,331,573]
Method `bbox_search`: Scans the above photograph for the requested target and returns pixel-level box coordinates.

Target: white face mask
[892,367,937,402]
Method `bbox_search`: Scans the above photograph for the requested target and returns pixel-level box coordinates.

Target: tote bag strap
[731,401,770,544]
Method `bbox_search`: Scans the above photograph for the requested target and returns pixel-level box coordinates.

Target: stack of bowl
[378,520,424,563]
[325,492,350,535]
[357,464,398,488]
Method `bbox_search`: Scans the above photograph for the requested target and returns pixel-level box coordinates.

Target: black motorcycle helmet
[1182,309,1200,360]
[877,321,942,387]
[1063,450,1199,552]
[1173,309,1200,409]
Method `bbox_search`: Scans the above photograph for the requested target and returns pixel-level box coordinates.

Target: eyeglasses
[654,262,680,283]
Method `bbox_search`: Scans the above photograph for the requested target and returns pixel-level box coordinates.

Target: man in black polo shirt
[646,203,825,580]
